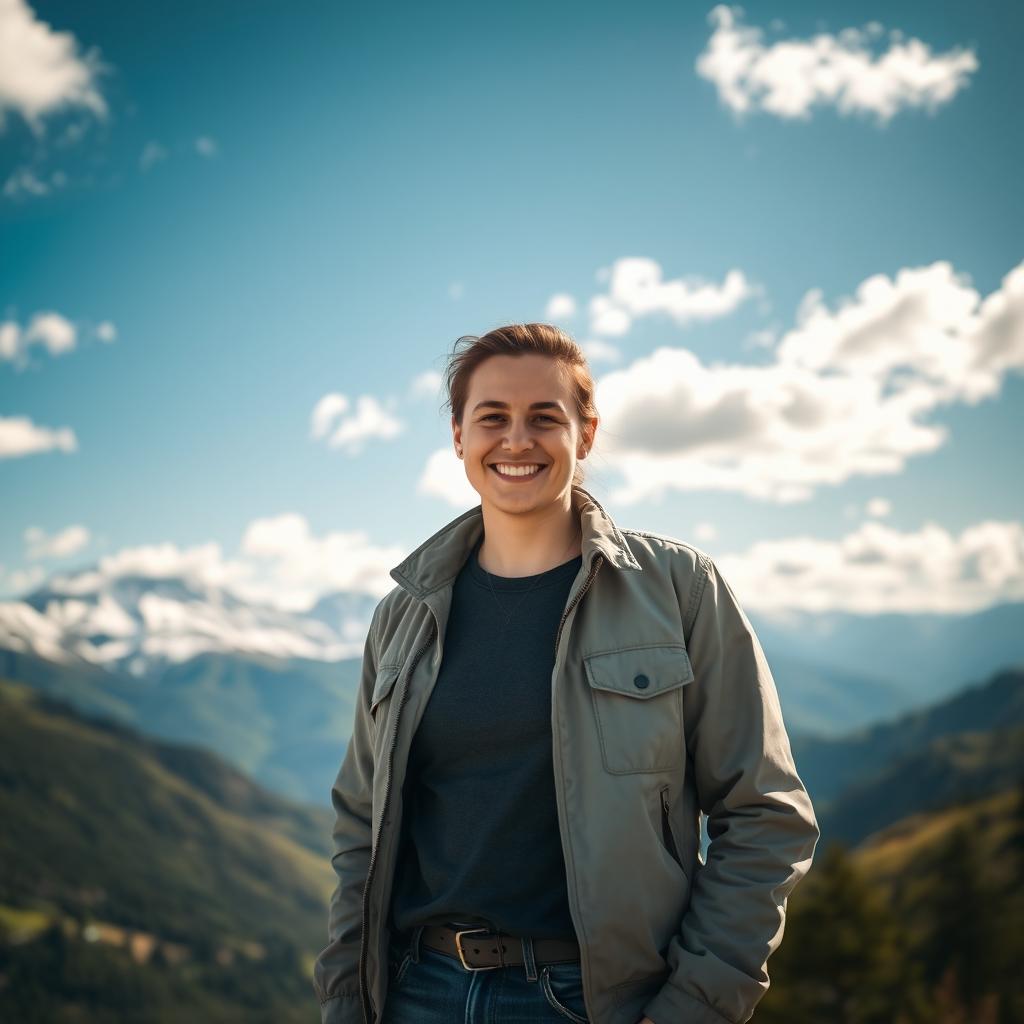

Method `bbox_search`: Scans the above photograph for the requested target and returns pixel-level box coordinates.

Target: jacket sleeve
[312,601,382,1024]
[643,555,820,1024]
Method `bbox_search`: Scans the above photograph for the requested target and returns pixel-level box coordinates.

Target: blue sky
[2,0,1022,617]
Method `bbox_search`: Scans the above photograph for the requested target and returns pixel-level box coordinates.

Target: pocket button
[633,674,649,689]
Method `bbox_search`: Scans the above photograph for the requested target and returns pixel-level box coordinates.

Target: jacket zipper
[660,785,683,869]
[358,619,437,1023]
[550,553,604,1018]
[554,553,604,658]
[358,551,604,1020]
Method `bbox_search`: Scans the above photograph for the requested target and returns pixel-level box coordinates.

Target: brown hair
[442,323,599,488]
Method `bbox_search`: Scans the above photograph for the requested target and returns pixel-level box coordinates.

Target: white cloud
[0,322,18,360]
[580,338,622,364]
[0,0,107,132]
[693,521,718,542]
[0,564,46,598]
[717,518,1024,615]
[139,141,167,171]
[588,294,632,338]
[24,524,90,560]
[238,513,407,609]
[7,513,407,614]
[24,311,75,354]
[309,393,404,454]
[0,415,77,459]
[865,497,892,518]
[93,541,229,588]
[591,258,1024,504]
[310,393,348,440]
[1,310,114,365]
[194,135,218,157]
[545,293,577,320]
[696,5,979,123]
[410,369,443,399]
[0,517,411,663]
[743,327,777,350]
[416,447,480,508]
[2,165,65,198]
[777,260,1024,404]
[588,258,757,336]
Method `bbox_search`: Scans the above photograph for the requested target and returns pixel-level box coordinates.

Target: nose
[501,418,537,453]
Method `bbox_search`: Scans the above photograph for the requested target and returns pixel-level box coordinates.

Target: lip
[489,463,549,483]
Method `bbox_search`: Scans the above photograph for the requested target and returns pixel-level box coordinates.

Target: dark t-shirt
[387,533,583,940]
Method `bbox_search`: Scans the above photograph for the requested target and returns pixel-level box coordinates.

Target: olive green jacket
[313,485,819,1024]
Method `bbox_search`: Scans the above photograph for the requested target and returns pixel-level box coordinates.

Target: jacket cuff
[320,992,363,1024]
[643,982,740,1024]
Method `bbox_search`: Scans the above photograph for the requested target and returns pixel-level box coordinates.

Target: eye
[480,414,559,423]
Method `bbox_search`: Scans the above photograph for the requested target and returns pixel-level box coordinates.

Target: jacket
[312,484,820,1024]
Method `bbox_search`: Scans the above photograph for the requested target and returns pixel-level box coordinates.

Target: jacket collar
[389,484,642,600]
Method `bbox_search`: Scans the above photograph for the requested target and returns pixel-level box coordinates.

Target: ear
[451,413,461,448]
[582,415,598,450]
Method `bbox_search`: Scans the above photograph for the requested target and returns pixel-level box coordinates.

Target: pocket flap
[370,664,402,716]
[584,644,694,699]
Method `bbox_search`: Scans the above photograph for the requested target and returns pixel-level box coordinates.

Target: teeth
[494,464,542,477]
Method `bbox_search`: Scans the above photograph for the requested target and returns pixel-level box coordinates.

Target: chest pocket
[583,643,693,774]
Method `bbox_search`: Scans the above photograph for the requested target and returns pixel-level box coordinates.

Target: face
[452,353,596,513]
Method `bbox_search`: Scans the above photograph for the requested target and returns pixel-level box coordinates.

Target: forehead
[467,354,571,401]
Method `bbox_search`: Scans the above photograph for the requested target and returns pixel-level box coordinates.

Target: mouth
[488,463,549,482]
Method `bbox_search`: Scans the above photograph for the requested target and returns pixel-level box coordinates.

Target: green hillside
[794,666,1024,805]
[0,677,335,1023]
[757,783,1024,1023]
[815,720,1024,846]
[3,663,1022,1023]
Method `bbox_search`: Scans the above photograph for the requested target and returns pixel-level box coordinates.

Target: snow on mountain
[0,564,379,677]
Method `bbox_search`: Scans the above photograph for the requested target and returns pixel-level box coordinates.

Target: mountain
[757,651,912,738]
[815,720,1024,847]
[3,563,1024,808]
[0,644,362,806]
[792,666,1024,810]
[0,566,380,804]
[0,676,335,1023]
[3,568,378,677]
[750,601,1024,721]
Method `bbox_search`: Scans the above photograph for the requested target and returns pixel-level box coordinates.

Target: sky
[1,0,1022,619]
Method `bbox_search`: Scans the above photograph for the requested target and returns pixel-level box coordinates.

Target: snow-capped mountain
[0,564,381,678]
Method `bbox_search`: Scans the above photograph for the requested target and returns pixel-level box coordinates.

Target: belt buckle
[454,927,502,971]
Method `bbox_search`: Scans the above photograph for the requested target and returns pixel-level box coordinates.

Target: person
[312,323,820,1024]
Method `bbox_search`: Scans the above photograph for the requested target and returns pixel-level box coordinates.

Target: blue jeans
[382,925,590,1023]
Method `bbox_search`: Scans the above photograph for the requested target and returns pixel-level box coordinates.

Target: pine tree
[756,840,923,1024]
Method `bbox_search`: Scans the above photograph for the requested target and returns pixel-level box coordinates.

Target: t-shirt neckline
[467,534,582,592]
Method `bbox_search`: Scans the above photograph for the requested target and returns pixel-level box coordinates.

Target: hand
[637,1018,656,1024]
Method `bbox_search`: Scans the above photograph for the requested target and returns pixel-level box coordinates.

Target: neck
[477,494,582,578]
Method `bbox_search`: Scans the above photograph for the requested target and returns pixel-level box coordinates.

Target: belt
[417,923,580,972]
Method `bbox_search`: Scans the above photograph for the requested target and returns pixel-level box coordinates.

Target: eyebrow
[471,400,566,414]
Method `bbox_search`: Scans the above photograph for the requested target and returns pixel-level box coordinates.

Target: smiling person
[313,323,820,1024]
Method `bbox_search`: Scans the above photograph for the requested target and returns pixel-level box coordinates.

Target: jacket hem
[643,982,741,1024]
[320,992,364,1024]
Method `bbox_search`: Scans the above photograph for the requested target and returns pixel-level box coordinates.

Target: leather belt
[417,923,580,972]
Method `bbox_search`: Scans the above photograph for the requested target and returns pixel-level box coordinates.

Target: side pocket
[540,964,589,1023]
[659,784,684,873]
[387,948,413,990]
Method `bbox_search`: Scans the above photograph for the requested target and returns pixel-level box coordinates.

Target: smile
[489,463,548,481]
